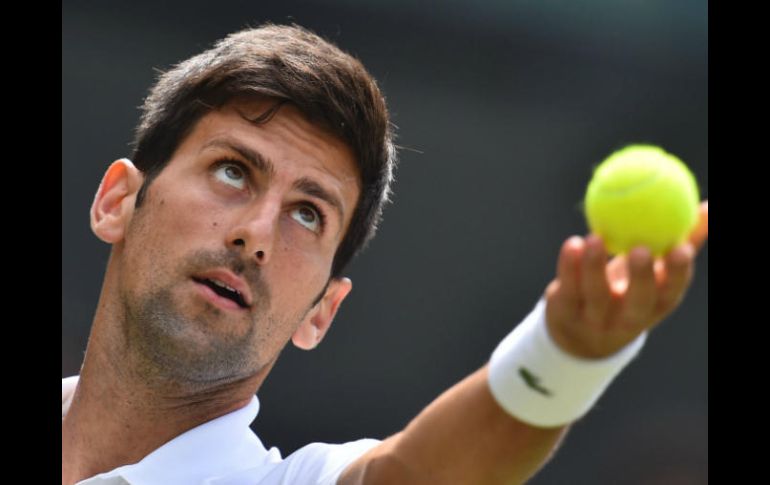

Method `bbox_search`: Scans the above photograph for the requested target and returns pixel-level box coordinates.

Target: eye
[213,162,247,190]
[291,205,323,233]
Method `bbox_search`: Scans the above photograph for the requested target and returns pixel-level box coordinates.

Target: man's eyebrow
[202,138,276,179]
[293,177,345,226]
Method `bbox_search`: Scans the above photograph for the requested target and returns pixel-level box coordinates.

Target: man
[62,23,709,484]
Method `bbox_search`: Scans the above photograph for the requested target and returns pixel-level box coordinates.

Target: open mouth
[192,277,249,309]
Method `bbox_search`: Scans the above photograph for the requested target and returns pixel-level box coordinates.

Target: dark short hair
[131,23,397,278]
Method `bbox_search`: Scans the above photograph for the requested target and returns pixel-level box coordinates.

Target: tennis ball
[584,144,700,257]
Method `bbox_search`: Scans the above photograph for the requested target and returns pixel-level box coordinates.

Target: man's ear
[292,277,353,350]
[90,158,144,244]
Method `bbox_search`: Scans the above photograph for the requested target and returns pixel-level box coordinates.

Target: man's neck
[61,322,266,485]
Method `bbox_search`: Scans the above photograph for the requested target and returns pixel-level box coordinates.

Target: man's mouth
[192,277,249,309]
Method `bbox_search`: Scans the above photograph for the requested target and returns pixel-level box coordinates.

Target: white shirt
[62,377,380,485]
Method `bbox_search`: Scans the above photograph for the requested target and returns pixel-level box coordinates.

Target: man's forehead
[202,98,360,184]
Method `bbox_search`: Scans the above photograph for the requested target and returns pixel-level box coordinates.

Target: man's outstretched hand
[544,200,709,359]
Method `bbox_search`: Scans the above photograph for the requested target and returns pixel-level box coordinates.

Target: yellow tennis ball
[584,144,700,257]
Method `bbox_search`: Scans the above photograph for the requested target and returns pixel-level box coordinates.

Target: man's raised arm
[339,200,708,485]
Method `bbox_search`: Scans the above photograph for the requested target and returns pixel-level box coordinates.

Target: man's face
[114,98,360,384]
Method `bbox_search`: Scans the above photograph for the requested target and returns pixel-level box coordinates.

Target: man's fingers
[655,243,695,320]
[556,236,584,305]
[606,253,629,293]
[547,236,585,325]
[549,200,705,336]
[621,246,657,327]
[580,235,611,326]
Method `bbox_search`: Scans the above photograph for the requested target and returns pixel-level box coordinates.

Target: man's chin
[125,295,260,385]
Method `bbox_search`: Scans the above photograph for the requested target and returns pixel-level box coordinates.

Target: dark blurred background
[63,1,708,483]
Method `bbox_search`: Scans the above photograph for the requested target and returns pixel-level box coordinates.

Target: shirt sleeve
[256,438,381,485]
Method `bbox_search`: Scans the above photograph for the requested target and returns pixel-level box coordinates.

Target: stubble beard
[124,288,260,386]
[120,249,282,389]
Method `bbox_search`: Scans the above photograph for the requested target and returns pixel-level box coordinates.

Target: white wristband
[488,297,647,427]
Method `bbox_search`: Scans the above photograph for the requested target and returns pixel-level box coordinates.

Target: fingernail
[567,236,583,251]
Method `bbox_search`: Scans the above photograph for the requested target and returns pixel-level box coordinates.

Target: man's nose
[226,200,281,266]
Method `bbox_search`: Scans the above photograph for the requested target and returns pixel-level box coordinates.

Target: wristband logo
[519,367,553,397]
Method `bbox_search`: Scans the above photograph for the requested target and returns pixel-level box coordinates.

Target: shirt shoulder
[211,438,381,485]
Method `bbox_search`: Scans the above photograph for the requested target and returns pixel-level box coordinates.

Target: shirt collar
[83,395,270,485]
